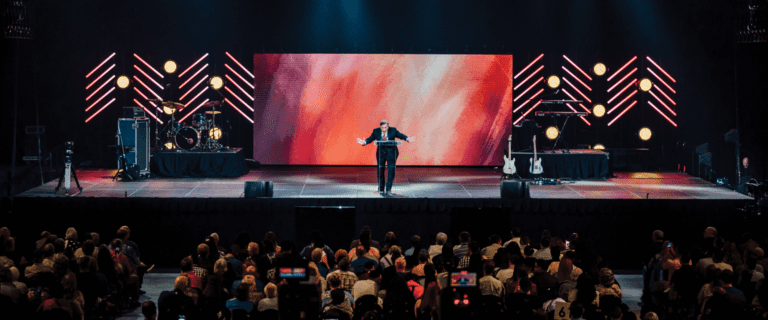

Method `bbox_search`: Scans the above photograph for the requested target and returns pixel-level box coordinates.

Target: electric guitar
[529,135,543,175]
[503,134,516,175]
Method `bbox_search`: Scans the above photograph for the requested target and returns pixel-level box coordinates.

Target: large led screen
[253,54,514,165]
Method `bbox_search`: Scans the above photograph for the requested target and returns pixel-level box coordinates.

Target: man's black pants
[377,148,397,192]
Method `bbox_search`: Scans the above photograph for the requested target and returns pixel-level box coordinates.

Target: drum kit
[147,99,226,151]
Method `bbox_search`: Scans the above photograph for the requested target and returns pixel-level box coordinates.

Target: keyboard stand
[551,114,572,154]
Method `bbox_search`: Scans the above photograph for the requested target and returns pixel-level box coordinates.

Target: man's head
[356,245,366,259]
[411,235,421,248]
[569,301,584,318]
[174,275,189,291]
[490,235,501,245]
[743,156,749,168]
[418,250,429,264]
[720,269,735,286]
[330,288,345,305]
[180,256,193,272]
[82,240,95,256]
[369,268,381,282]
[311,248,324,263]
[78,256,92,273]
[338,257,351,272]
[459,232,470,244]
[469,241,480,255]
[116,228,129,241]
[652,230,664,242]
[609,306,623,320]
[511,228,522,238]
[328,273,342,289]
[265,283,277,298]
[360,226,372,241]
[436,232,447,246]
[214,258,228,275]
[197,243,210,260]
[704,226,718,238]
[248,242,259,256]
[380,120,389,132]
[540,237,551,249]
[483,260,495,276]
[141,300,157,320]
[364,261,376,272]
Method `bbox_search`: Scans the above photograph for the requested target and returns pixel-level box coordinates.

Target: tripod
[55,142,83,195]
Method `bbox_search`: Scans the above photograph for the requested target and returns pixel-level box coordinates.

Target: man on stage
[357,120,414,194]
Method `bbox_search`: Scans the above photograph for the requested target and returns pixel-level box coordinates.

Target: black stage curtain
[510,151,609,179]
[152,148,249,178]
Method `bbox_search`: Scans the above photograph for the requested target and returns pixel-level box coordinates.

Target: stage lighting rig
[639,127,652,141]
[164,60,177,74]
[593,62,607,76]
[545,126,559,140]
[116,75,131,89]
[210,76,224,90]
[638,78,653,92]
[592,104,606,118]
[546,75,561,89]
[593,144,606,150]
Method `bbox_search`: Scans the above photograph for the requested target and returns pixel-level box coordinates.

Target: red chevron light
[86,53,115,78]
[179,75,209,101]
[607,68,637,92]
[178,99,210,123]
[607,100,638,126]
[179,63,208,89]
[607,56,637,82]
[225,64,255,89]
[513,88,544,113]
[561,66,592,91]
[607,79,637,104]
[607,90,638,115]
[648,91,676,116]
[133,53,164,78]
[226,74,254,101]
[134,65,164,89]
[646,56,676,83]
[514,53,543,79]
[224,86,254,112]
[648,101,677,127]
[563,55,592,81]
[226,52,255,79]
[513,101,542,126]
[85,98,116,123]
[132,99,163,124]
[513,65,544,90]
[86,64,115,90]
[86,75,116,101]
[562,77,591,103]
[561,88,591,113]
[224,98,255,124]
[513,77,543,102]
[646,68,676,94]
[133,76,162,100]
[86,87,115,112]
[178,53,209,78]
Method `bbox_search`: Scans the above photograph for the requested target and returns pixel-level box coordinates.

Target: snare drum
[192,113,206,127]
[176,127,200,150]
[170,121,182,134]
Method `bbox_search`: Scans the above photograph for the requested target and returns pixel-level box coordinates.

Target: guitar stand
[112,133,134,181]
[551,115,572,154]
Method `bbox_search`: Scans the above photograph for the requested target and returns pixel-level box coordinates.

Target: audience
[3,222,765,320]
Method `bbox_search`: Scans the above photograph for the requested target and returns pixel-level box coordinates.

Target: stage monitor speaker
[449,207,510,248]
[244,181,273,198]
[117,118,150,175]
[295,206,355,252]
[501,180,530,199]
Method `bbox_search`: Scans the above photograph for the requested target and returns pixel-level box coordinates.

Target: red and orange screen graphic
[253,54,513,165]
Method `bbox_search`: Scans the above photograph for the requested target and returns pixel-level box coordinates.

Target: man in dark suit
[157,276,196,320]
[357,120,413,194]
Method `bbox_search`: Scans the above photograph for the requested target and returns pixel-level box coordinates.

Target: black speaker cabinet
[244,181,273,198]
[501,180,530,199]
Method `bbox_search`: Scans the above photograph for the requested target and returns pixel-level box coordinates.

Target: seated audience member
[208,233,226,259]
[570,301,587,320]
[349,238,381,262]
[327,258,358,292]
[158,276,196,320]
[453,232,471,260]
[496,253,517,285]
[394,257,408,277]
[416,282,439,320]
[37,272,84,319]
[383,276,416,320]
[300,231,334,259]
[358,261,376,280]
[241,275,265,306]
[411,250,429,277]
[457,241,483,274]
[244,242,260,266]
[74,239,98,261]
[720,269,747,305]
[231,232,251,261]
[311,248,330,278]
[550,251,582,283]
[76,256,107,312]
[506,277,544,319]
[349,227,381,251]
[532,237,552,260]
[523,245,536,259]
[479,260,504,297]
[380,246,402,269]
[428,232,447,260]
[25,248,52,279]
[197,243,214,273]
[226,282,254,313]
[232,265,263,295]
[257,282,278,312]
[63,227,81,252]
[323,288,354,319]
[180,256,202,290]
[381,231,398,254]
[482,235,503,260]
[404,235,423,257]
[406,274,425,300]
[503,228,523,248]
[141,300,157,320]
[596,267,623,300]
[0,266,24,305]
[307,262,327,292]
[225,253,243,280]
[323,273,355,309]
[530,259,558,296]
[351,245,378,275]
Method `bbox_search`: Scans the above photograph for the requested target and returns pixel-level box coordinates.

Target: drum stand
[200,104,223,151]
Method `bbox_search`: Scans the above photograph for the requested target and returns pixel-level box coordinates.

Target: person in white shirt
[478,261,504,297]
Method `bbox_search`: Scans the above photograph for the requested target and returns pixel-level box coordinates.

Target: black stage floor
[17,166,751,200]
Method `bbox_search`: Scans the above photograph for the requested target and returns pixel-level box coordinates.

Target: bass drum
[175,127,200,150]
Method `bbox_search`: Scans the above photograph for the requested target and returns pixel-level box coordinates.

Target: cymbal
[161,101,184,107]
[202,101,222,107]
[146,98,162,102]
[205,111,222,115]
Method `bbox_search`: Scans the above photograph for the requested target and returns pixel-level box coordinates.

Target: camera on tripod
[55,141,83,195]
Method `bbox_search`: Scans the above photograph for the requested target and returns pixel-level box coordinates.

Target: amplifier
[118,118,150,176]
[123,107,146,119]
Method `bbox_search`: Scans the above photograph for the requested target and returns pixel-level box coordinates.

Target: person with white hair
[356,120,414,194]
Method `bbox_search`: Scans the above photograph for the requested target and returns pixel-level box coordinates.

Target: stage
[17,166,750,200]
[5,166,754,269]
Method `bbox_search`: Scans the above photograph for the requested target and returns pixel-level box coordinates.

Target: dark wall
[0,0,752,178]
